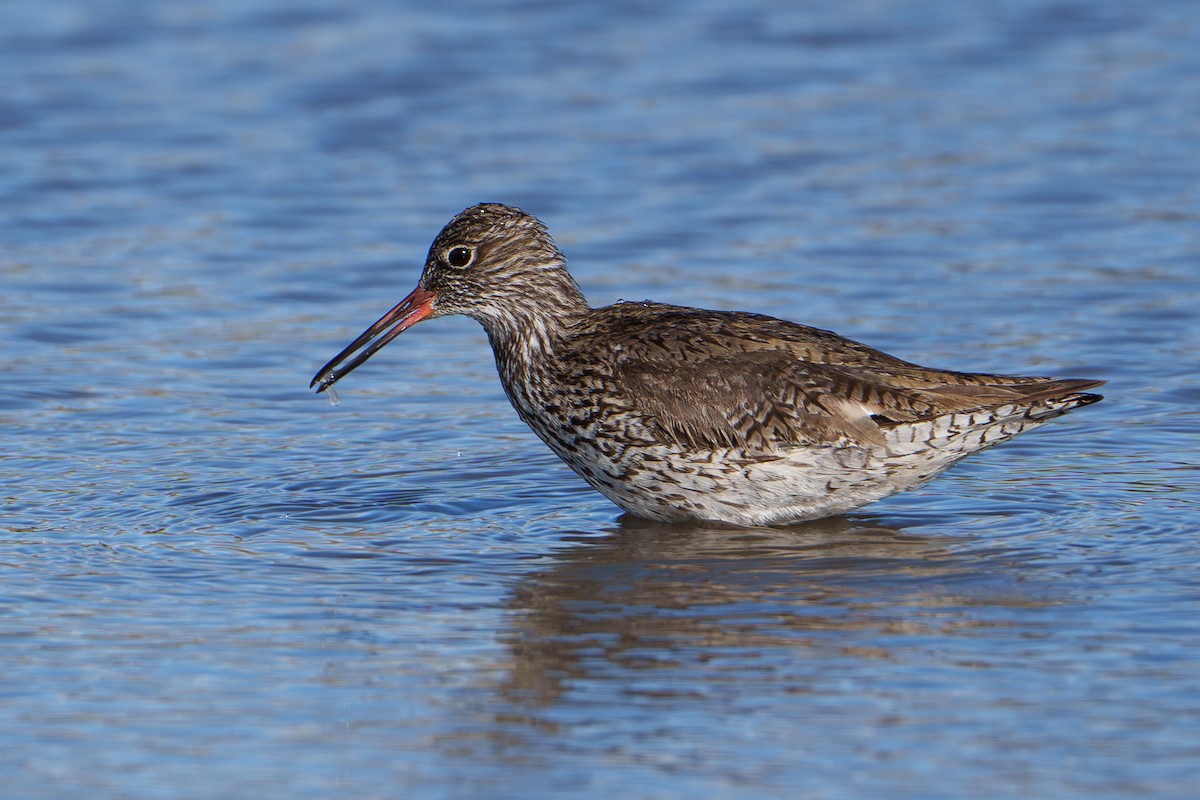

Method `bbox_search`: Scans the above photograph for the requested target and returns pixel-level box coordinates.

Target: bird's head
[311,203,586,394]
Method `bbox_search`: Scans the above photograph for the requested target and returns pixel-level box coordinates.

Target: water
[2,1,1198,797]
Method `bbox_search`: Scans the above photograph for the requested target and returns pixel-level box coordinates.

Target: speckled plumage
[312,203,1103,526]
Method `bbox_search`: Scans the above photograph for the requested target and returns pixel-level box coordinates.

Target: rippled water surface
[3,1,1199,797]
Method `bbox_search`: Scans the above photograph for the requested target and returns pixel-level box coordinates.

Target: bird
[311,203,1103,527]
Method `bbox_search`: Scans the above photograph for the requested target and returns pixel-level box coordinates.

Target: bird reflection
[496,513,1053,709]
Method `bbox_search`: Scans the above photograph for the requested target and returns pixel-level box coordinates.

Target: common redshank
[311,203,1103,526]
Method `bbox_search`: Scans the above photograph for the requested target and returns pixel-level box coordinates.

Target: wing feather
[563,302,1103,455]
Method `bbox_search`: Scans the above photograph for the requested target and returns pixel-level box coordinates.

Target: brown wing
[571,302,1104,454]
[614,351,890,451]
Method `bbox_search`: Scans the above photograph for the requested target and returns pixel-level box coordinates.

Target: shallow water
[2,1,1199,797]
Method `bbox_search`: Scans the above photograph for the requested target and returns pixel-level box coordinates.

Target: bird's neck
[479,274,589,389]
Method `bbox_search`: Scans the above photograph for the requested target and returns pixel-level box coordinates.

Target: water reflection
[497,515,1045,709]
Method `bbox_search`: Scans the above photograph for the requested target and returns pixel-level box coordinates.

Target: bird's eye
[446,246,474,268]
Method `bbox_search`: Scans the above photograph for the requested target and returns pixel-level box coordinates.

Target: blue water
[2,1,1199,797]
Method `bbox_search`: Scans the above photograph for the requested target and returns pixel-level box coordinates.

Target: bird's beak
[310,285,438,393]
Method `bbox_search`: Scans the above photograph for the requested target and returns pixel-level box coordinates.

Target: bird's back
[548,300,1102,453]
